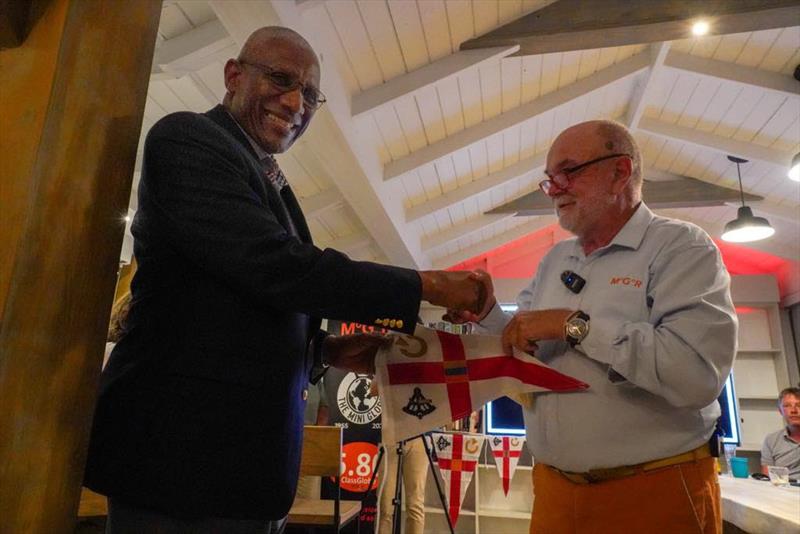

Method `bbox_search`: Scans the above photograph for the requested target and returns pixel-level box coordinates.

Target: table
[719,475,800,534]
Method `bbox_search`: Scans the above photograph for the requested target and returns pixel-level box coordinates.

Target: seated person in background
[761,386,800,477]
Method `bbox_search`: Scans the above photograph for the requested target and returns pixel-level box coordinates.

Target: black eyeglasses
[539,153,630,195]
[239,61,327,110]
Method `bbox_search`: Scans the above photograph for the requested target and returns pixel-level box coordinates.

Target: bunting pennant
[431,432,484,527]
[374,325,588,445]
[488,435,526,495]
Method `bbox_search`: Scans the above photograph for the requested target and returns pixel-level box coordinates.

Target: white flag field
[374,325,588,446]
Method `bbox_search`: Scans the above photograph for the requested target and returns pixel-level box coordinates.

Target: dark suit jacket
[84,105,421,520]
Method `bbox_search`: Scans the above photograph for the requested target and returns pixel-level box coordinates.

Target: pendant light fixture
[721,156,774,243]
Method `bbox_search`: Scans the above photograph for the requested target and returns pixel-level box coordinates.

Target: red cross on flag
[431,432,484,527]
[374,325,588,445]
[488,435,526,495]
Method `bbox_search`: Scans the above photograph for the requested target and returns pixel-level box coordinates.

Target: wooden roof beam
[460,0,800,55]
[639,117,794,168]
[299,188,344,219]
[664,50,800,100]
[406,152,547,223]
[329,232,373,255]
[351,46,519,117]
[485,170,763,216]
[151,19,236,78]
[627,42,672,130]
[384,52,650,182]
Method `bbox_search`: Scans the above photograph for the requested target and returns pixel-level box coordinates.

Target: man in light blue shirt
[457,120,737,533]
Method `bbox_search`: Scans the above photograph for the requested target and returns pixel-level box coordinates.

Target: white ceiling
[124,0,800,270]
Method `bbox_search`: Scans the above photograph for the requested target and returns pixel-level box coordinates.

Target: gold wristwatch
[565,310,590,347]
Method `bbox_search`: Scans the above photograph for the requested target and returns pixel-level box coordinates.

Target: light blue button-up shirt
[480,203,738,472]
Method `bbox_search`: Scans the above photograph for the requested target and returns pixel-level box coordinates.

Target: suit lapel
[280,187,312,244]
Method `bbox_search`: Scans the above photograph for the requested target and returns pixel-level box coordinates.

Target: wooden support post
[0,1,160,532]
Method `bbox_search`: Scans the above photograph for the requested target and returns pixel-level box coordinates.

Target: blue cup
[730,457,749,478]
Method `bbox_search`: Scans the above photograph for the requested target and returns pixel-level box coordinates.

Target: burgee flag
[488,435,526,495]
[374,325,588,446]
[430,432,484,526]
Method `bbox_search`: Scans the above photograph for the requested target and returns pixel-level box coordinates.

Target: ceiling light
[789,152,800,182]
[692,20,710,36]
[721,156,774,243]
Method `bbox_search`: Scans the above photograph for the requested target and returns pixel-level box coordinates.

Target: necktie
[262,154,289,190]
[261,155,298,237]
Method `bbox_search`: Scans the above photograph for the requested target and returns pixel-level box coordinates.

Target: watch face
[567,319,588,338]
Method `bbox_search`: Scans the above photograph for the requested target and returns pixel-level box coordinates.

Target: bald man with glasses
[85,26,490,533]
[452,120,737,533]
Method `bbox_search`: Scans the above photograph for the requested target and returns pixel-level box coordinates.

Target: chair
[287,425,362,533]
[75,487,108,533]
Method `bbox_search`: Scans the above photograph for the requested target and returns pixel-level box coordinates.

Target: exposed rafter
[295,0,325,11]
[298,188,344,219]
[351,46,519,117]
[152,19,235,77]
[486,171,763,216]
[432,217,557,270]
[460,0,800,55]
[384,52,650,182]
[406,152,547,223]
[627,42,671,130]
[663,50,800,100]
[328,232,372,254]
[639,117,794,168]
[421,214,515,254]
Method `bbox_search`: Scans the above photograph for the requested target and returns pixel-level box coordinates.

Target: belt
[553,444,711,485]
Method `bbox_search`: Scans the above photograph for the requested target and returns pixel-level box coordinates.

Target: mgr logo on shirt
[609,276,642,288]
[337,372,382,424]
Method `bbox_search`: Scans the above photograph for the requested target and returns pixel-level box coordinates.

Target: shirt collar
[783,427,800,442]
[607,202,653,251]
[567,202,654,259]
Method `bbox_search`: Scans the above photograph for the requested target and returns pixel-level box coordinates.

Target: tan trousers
[530,456,721,534]
[378,438,429,534]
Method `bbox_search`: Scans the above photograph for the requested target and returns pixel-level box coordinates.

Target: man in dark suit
[85,26,489,533]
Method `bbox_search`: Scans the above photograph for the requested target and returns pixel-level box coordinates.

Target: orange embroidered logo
[610,276,642,288]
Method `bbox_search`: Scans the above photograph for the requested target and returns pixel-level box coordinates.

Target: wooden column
[0,1,160,532]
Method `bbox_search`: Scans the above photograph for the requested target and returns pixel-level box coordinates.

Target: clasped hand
[420,269,494,319]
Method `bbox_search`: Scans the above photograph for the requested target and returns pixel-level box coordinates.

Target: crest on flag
[489,435,526,496]
[402,387,436,419]
[430,432,484,527]
[374,326,588,445]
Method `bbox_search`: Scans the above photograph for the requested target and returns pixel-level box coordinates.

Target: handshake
[418,269,495,323]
